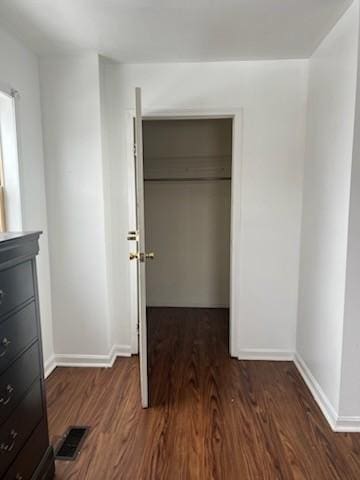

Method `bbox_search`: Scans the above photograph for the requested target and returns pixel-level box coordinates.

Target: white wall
[40,54,111,357]
[297,0,359,416]
[98,57,134,352]
[145,180,231,307]
[0,26,54,366]
[101,59,308,356]
[99,58,116,351]
[340,10,360,418]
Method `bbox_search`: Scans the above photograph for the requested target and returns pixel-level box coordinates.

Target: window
[0,88,22,232]
[0,136,6,232]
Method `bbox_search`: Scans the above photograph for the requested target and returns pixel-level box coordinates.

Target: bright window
[0,88,22,232]
[0,137,6,232]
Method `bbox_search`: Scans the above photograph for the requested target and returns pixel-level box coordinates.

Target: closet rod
[144,177,231,182]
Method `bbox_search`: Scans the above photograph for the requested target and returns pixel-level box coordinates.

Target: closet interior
[143,118,233,309]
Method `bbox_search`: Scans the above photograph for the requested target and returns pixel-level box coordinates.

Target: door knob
[129,252,155,261]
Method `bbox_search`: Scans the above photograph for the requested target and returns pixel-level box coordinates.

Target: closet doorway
[142,117,233,404]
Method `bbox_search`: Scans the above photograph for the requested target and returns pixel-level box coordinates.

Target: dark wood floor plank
[46,307,360,479]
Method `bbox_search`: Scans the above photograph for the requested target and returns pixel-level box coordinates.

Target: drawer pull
[15,475,23,480]
[0,338,11,358]
[0,429,18,453]
[0,384,14,405]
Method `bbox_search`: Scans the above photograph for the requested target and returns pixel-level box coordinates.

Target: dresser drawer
[0,262,34,318]
[3,419,49,480]
[0,303,38,375]
[0,380,43,477]
[0,342,41,426]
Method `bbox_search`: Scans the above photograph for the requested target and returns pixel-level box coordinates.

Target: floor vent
[55,426,90,461]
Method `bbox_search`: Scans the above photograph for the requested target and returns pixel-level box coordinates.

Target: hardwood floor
[46,308,360,479]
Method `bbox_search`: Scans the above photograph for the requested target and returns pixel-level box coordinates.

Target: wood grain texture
[46,308,360,479]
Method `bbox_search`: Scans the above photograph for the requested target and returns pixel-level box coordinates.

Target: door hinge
[133,143,137,157]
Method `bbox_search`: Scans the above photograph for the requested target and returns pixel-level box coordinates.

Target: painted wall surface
[145,180,231,307]
[40,54,111,356]
[99,57,116,350]
[297,0,359,413]
[340,8,360,417]
[102,59,308,354]
[0,26,54,365]
[98,58,134,351]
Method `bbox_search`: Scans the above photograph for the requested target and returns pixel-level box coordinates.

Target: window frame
[0,131,6,232]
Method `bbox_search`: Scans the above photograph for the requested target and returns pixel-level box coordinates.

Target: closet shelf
[144,154,232,161]
[144,176,231,182]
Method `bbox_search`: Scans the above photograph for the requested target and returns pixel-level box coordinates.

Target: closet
[143,118,233,309]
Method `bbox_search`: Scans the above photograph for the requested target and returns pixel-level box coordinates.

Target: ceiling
[0,0,354,62]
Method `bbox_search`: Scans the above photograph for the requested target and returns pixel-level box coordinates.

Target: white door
[129,87,152,408]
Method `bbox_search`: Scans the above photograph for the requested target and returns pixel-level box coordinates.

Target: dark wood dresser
[0,232,54,479]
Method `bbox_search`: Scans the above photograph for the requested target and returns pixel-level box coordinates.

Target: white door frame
[126,107,243,358]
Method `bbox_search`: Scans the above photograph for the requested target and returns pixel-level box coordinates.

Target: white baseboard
[294,353,339,431]
[295,353,360,432]
[44,354,57,379]
[147,304,229,309]
[54,353,113,369]
[335,416,360,432]
[109,344,132,365]
[238,348,294,361]
[44,344,132,378]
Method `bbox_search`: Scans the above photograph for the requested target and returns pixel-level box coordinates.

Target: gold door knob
[130,252,155,262]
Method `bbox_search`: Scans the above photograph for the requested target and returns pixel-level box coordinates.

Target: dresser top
[0,231,42,244]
